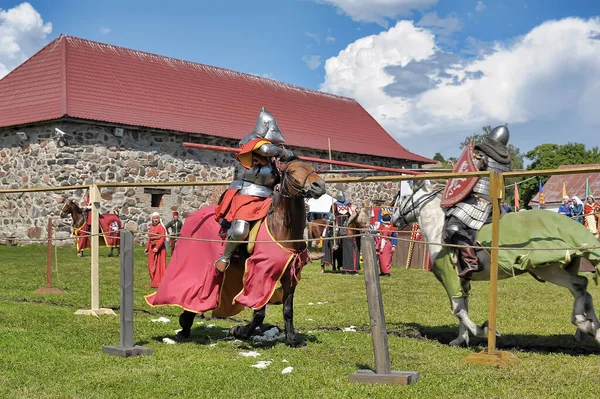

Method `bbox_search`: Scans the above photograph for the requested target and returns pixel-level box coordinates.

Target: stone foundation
[0,120,417,245]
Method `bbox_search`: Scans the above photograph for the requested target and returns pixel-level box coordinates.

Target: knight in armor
[213,108,295,272]
[322,190,360,273]
[442,125,512,278]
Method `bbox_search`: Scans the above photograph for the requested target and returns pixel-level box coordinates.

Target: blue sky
[1,0,599,160]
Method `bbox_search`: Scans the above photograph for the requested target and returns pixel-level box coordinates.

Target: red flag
[514,184,520,211]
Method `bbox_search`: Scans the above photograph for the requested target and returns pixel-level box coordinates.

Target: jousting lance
[183,142,424,175]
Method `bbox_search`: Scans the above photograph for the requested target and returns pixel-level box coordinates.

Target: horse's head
[392,181,441,229]
[279,160,326,199]
[60,199,74,218]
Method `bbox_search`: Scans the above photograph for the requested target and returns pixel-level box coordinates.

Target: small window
[144,188,171,208]
[151,193,163,208]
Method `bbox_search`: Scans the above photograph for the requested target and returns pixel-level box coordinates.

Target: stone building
[0,35,433,244]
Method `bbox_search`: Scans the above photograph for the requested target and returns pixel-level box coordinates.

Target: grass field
[2,244,600,398]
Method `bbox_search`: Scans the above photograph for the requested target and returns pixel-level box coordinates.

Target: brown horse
[59,199,122,257]
[307,217,329,252]
[175,160,326,346]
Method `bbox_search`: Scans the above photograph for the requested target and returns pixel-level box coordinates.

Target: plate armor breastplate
[229,162,278,197]
[473,157,511,198]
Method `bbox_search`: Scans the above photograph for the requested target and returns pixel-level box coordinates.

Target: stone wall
[0,120,417,245]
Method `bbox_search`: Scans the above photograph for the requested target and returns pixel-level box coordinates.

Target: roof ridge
[0,35,63,83]
[61,34,358,104]
[61,34,68,116]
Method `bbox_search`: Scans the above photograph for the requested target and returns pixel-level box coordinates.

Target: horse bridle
[395,184,443,227]
[60,200,72,217]
[279,160,318,198]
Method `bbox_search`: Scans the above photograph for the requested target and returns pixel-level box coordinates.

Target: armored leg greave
[444,217,480,277]
[215,219,250,272]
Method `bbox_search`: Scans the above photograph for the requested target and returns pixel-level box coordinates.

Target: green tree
[518,143,600,208]
[432,152,446,163]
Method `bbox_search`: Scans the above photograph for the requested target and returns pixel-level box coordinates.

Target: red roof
[529,164,600,206]
[0,35,433,163]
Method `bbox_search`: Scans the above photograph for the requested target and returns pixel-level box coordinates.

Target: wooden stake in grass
[348,237,420,385]
[34,218,66,295]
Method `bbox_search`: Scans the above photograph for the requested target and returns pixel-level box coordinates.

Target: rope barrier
[7,221,600,252]
[10,224,599,253]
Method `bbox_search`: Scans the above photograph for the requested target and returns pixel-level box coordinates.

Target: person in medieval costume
[584,196,600,237]
[213,108,296,272]
[145,212,167,288]
[441,125,512,278]
[375,213,397,276]
[322,190,360,274]
[165,211,184,255]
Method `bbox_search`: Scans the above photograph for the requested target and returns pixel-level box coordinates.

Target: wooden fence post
[34,218,66,294]
[464,172,519,367]
[75,184,115,316]
[103,229,153,357]
[349,236,420,385]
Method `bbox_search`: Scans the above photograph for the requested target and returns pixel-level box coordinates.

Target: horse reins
[278,160,317,198]
[396,185,443,227]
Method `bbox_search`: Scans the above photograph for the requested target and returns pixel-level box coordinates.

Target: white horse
[392,181,600,347]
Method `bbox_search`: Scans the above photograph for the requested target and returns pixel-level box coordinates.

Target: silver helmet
[250,107,286,144]
[336,190,346,203]
[487,125,510,146]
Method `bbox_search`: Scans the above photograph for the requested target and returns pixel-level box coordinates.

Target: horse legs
[178,310,196,339]
[531,264,600,342]
[230,306,266,340]
[282,280,303,347]
[77,251,83,258]
[107,247,120,257]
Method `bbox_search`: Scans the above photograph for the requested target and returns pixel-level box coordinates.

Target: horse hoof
[480,320,501,338]
[77,253,83,258]
[108,253,113,258]
[230,326,248,340]
[449,338,467,347]
[574,315,594,335]
[175,331,191,342]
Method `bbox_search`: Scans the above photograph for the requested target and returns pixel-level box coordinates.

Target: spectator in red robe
[584,196,600,237]
[145,212,167,288]
[375,214,397,276]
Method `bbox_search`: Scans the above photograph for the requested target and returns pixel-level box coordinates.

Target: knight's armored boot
[215,219,249,272]
[458,246,480,279]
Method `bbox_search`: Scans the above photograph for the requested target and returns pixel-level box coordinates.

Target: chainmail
[475,136,511,164]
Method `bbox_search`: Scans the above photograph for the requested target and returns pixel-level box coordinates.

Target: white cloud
[475,1,485,12]
[100,26,111,35]
[305,32,320,43]
[316,0,437,26]
[302,55,322,70]
[321,17,600,156]
[326,35,336,44]
[0,2,52,78]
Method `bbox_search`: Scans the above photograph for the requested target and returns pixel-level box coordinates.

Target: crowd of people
[559,195,600,236]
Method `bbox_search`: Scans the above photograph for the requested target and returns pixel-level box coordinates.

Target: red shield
[440,142,480,207]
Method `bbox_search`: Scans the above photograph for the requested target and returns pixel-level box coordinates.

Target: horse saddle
[450,242,491,277]
[246,219,263,254]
